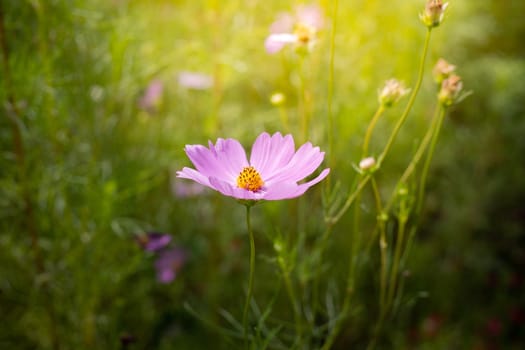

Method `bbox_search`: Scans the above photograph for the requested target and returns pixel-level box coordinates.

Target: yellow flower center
[236,166,264,192]
[294,23,316,44]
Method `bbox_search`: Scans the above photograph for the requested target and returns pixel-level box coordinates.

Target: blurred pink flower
[177,71,213,90]
[138,79,163,112]
[265,4,324,54]
[155,247,186,284]
[177,132,329,201]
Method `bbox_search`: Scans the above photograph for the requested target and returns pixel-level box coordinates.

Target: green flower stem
[329,28,432,226]
[321,176,383,350]
[377,28,432,166]
[385,206,408,313]
[326,0,339,185]
[210,1,223,134]
[298,56,309,143]
[363,105,443,278]
[281,264,302,343]
[328,174,371,225]
[363,105,385,157]
[416,105,447,216]
[311,224,333,315]
[370,179,388,312]
[389,107,447,304]
[383,105,442,215]
[337,103,385,344]
[243,205,255,342]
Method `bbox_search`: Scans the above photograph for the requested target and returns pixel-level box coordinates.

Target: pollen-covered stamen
[236,166,264,192]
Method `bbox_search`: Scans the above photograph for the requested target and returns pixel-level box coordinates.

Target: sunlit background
[1,0,524,349]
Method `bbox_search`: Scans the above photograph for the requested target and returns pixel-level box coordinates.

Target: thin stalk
[326,0,339,183]
[377,28,432,166]
[210,0,223,133]
[363,105,385,157]
[329,28,432,226]
[311,224,333,315]
[282,266,302,343]
[338,102,385,341]
[416,106,447,215]
[370,179,388,312]
[385,212,407,313]
[243,205,256,342]
[383,105,442,214]
[298,56,309,143]
[328,174,371,225]
[321,175,384,349]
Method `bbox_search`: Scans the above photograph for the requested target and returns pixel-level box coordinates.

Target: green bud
[378,79,410,107]
[420,0,448,28]
[438,74,463,107]
[433,58,456,85]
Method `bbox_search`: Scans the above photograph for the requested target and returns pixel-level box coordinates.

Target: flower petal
[250,132,295,179]
[265,142,325,184]
[212,138,249,179]
[270,13,294,33]
[184,144,230,180]
[176,167,212,188]
[209,177,265,200]
[264,168,329,200]
[265,33,297,54]
[184,138,248,182]
[296,4,324,29]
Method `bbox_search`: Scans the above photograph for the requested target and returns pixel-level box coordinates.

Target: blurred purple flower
[138,79,163,112]
[265,4,324,54]
[136,232,172,252]
[177,71,213,90]
[155,247,187,284]
[177,132,330,201]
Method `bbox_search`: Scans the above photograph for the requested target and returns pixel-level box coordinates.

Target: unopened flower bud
[359,156,376,171]
[433,58,456,84]
[420,0,448,28]
[270,92,286,106]
[378,79,410,107]
[438,74,463,107]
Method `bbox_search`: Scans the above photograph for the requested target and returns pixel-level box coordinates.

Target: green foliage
[1,0,524,349]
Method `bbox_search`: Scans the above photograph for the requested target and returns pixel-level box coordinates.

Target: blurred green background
[1,0,524,349]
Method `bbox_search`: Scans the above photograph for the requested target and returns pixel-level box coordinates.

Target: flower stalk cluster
[175,1,468,348]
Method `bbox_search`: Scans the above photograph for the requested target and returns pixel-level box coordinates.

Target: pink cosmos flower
[176,132,330,201]
[265,4,324,54]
